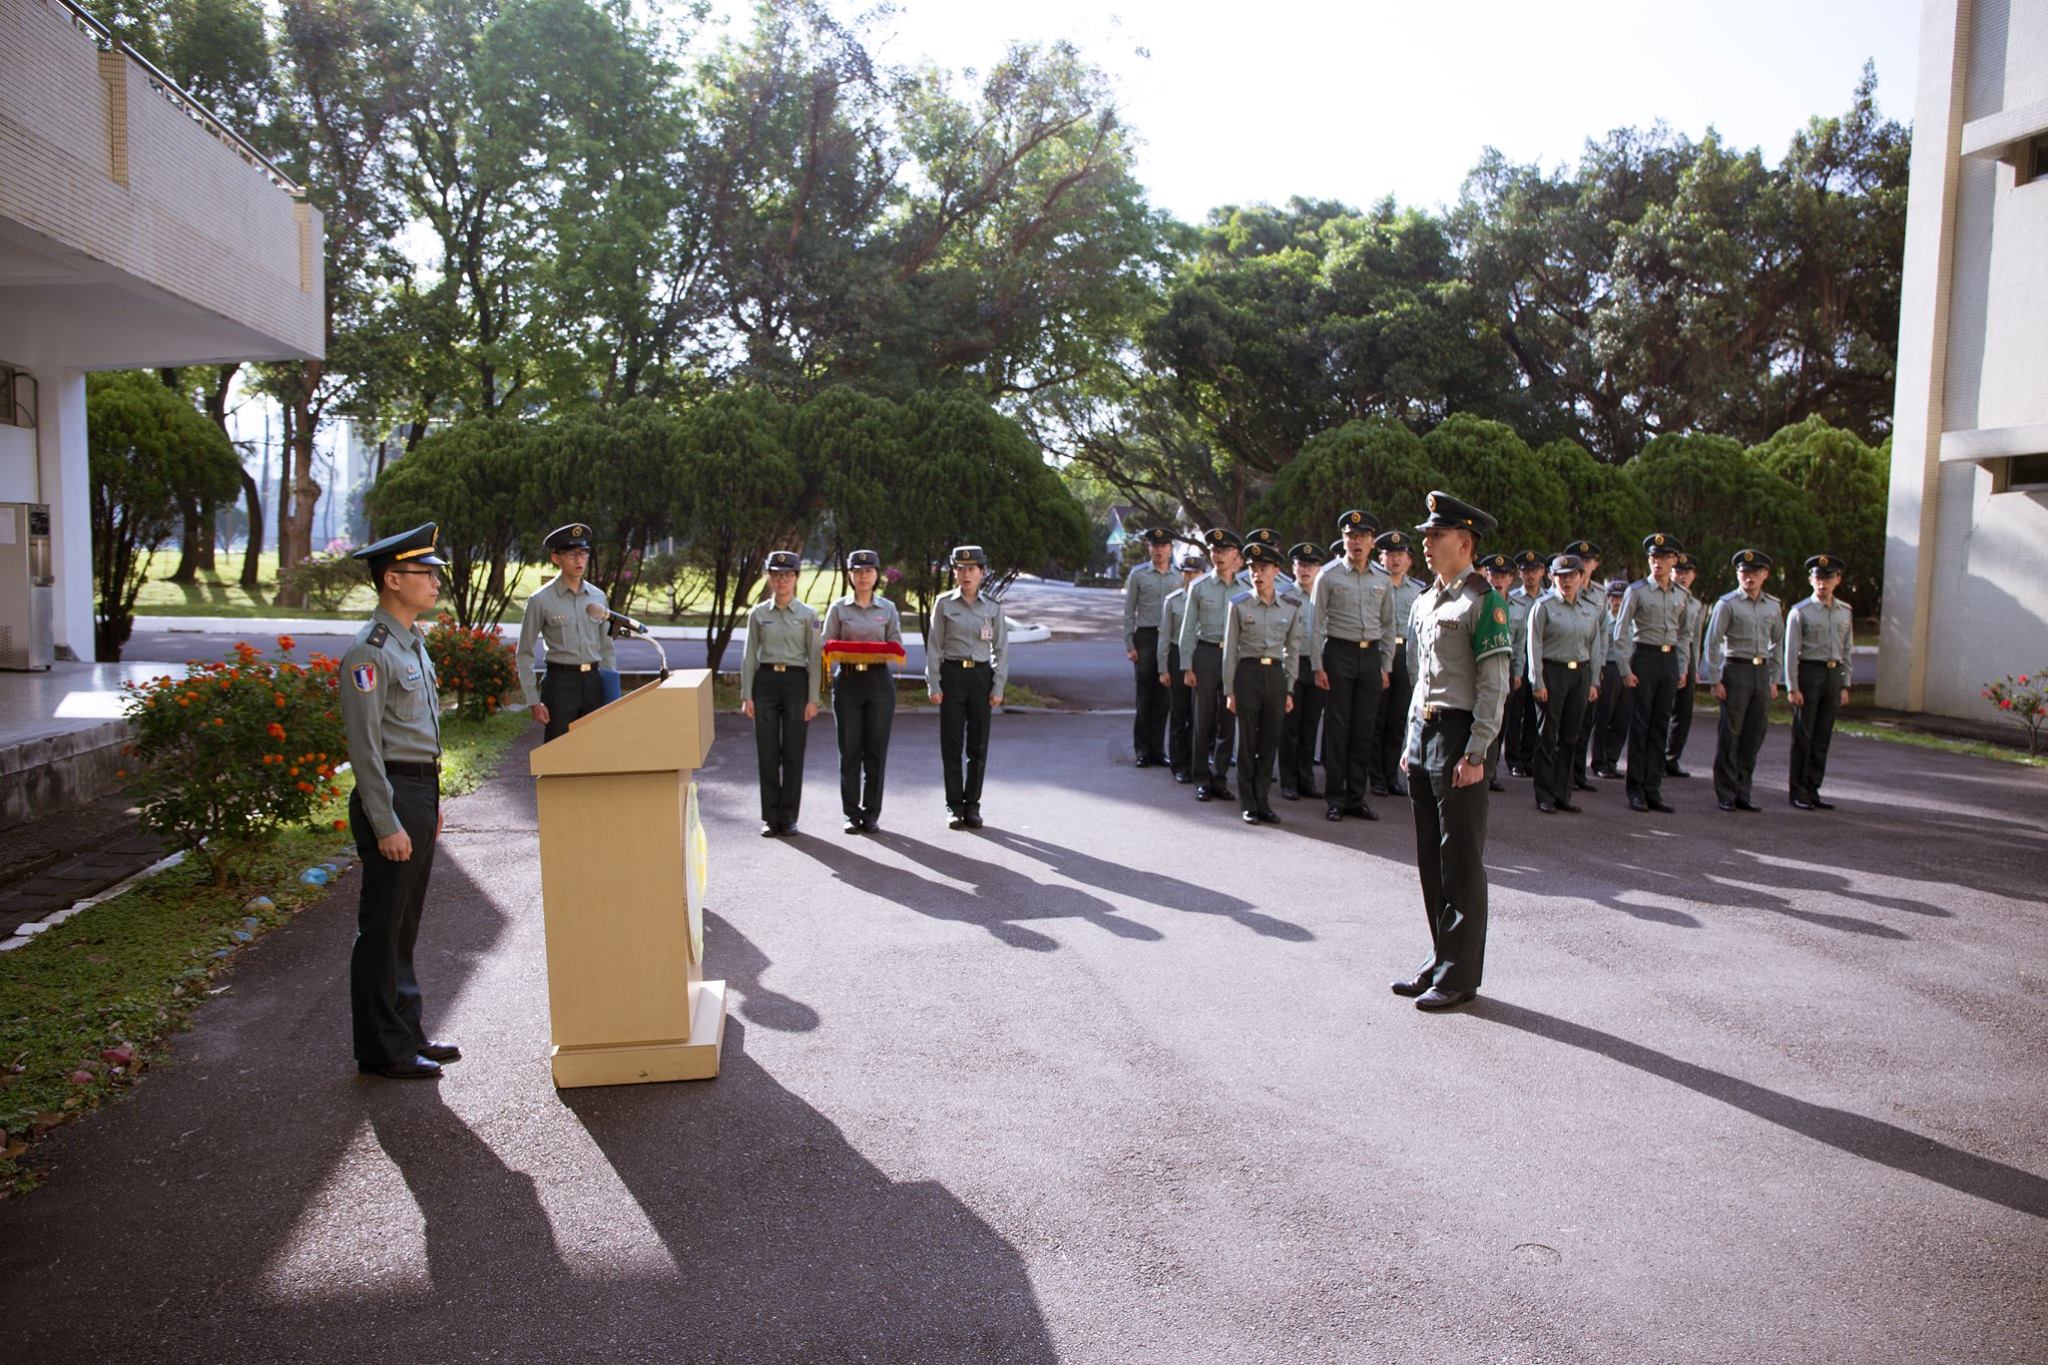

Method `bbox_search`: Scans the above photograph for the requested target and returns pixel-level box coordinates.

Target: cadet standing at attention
[1280,542,1327,801]
[1394,493,1513,1013]
[516,522,619,742]
[1593,577,1633,780]
[1123,528,1178,768]
[1700,549,1784,812]
[1478,552,1529,792]
[1177,529,1245,804]
[1223,532,1308,825]
[741,550,824,836]
[1785,553,1854,811]
[927,545,1008,829]
[1665,552,1706,778]
[822,549,904,833]
[1507,550,1548,777]
[1614,534,1689,813]
[1371,530,1424,799]
[341,524,458,1080]
[1158,551,1207,784]
[1526,553,1603,813]
[1310,510,1394,822]
[1562,540,1605,791]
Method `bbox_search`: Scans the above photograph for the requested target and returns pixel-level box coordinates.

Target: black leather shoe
[361,1055,442,1079]
[1326,806,1344,822]
[948,812,970,829]
[1390,974,1431,998]
[1718,800,1736,812]
[1629,795,1649,812]
[1133,756,1152,768]
[1574,777,1597,791]
[1791,796,1815,811]
[1414,987,1477,1012]
[1510,765,1532,778]
[418,1040,461,1063]
[1537,800,1556,813]
[1173,770,1192,784]
[1488,776,1505,792]
[1346,803,1379,822]
[1258,808,1281,824]
[1194,785,1213,802]
[1646,798,1675,813]
[1598,767,1623,780]
[1368,782,1390,797]
[1279,786,1299,801]
[1666,764,1692,778]
[1242,810,1261,824]
[1211,785,1234,802]
[1386,781,1408,797]
[964,810,984,829]
[843,818,865,834]
[1735,800,1761,812]
[761,823,778,837]
[1555,801,1583,814]
[1811,798,1836,811]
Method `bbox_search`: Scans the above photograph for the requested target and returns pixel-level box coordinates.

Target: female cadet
[741,549,824,836]
[926,545,1008,829]
[822,549,905,833]
[1222,533,1307,824]
[1785,553,1854,810]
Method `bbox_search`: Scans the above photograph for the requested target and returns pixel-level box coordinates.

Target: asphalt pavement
[2,586,2041,1362]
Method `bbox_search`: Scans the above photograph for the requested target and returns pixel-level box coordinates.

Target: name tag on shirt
[980,620,994,642]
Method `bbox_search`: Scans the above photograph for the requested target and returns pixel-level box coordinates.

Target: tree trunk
[170,500,203,583]
[274,370,323,609]
[238,466,264,590]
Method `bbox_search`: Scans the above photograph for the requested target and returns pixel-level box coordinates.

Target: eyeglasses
[389,568,443,580]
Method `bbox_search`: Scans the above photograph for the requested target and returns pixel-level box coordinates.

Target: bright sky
[703,0,1924,220]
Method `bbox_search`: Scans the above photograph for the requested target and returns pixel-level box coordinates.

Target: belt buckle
[1359,640,1371,648]
[1751,656,1764,666]
[1828,660,1840,668]
[1566,660,1578,670]
[1660,644,1673,653]
[961,659,976,668]
[1259,657,1273,665]
[852,663,868,671]
[773,664,787,672]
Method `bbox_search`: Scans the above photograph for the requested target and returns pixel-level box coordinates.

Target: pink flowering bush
[1981,671,2048,756]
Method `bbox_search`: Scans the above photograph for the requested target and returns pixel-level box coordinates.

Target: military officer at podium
[741,549,824,836]
[927,545,1008,829]
[823,549,903,833]
[342,524,459,1080]
[516,522,620,742]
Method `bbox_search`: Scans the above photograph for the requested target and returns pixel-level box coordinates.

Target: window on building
[0,366,27,429]
[2003,453,2048,492]
[2021,135,2048,187]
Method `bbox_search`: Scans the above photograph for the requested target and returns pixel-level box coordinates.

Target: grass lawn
[0,708,527,1195]
[1682,690,2046,769]
[135,557,852,624]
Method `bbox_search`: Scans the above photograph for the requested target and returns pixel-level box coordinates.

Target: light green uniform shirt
[515,576,619,706]
[1221,588,1308,697]
[1700,589,1785,686]
[1404,572,1514,764]
[1123,562,1178,653]
[1784,595,1853,691]
[1176,571,1236,657]
[1309,558,1396,667]
[1613,577,1688,650]
[741,599,824,707]
[925,589,1009,696]
[1158,588,1189,674]
[1526,589,1606,678]
[340,607,443,839]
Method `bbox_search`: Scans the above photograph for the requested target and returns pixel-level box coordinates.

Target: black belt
[1195,639,1223,650]
[945,658,983,668]
[1419,705,1471,724]
[549,662,596,673]
[1246,657,1278,666]
[1341,638,1376,648]
[768,663,806,673]
[386,760,440,778]
[1544,659,1581,671]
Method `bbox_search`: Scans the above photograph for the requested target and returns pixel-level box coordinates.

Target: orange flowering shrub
[425,621,519,721]
[120,637,349,884]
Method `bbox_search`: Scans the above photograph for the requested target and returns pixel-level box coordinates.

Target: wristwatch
[1463,752,1486,767]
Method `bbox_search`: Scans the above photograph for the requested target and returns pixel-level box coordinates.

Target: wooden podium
[529,670,726,1087]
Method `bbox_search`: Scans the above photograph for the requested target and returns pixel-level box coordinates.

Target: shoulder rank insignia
[1230,589,1253,605]
[365,621,389,649]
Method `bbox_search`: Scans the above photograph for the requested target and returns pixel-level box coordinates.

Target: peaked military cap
[1805,552,1844,577]
[1415,490,1497,537]
[1373,529,1414,554]
[1328,539,1346,560]
[1550,553,1585,575]
[1243,527,1280,552]
[1674,553,1697,572]
[1514,549,1545,571]
[1288,541,1325,564]
[1642,532,1683,556]
[1338,509,1380,535]
[1244,541,1285,567]
[1477,551,1513,573]
[1562,539,1601,559]
[1140,526,1174,546]
[353,523,447,579]
[1179,551,1209,573]
[846,548,882,570]
[950,544,989,568]
[765,549,801,573]
[544,522,593,552]
[1203,527,1243,551]
[1605,578,1629,598]
[1731,548,1773,570]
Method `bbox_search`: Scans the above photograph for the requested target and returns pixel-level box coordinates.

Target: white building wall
[1881,0,2048,718]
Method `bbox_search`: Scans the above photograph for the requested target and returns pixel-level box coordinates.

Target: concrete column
[34,364,93,661]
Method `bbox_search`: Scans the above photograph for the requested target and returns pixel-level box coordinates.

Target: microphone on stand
[587,605,671,681]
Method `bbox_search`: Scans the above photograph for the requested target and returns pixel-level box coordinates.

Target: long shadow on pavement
[707,907,821,1033]
[1470,998,2048,1221]
[560,1021,1057,1361]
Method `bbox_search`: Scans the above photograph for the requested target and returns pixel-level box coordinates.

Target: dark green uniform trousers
[938,658,993,814]
[1625,646,1678,802]
[1279,656,1323,796]
[1712,659,1772,805]
[1408,708,1489,993]
[752,665,811,827]
[1165,644,1193,777]
[1593,659,1631,774]
[1534,660,1590,808]
[1375,645,1413,792]
[833,663,895,822]
[1131,626,1168,763]
[540,663,605,741]
[1189,641,1233,788]
[350,769,439,1068]
[1323,641,1383,806]
[1233,658,1287,814]
[1789,659,1844,802]
[1666,673,1697,768]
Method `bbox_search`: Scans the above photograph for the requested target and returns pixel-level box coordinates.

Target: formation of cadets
[1129,518,1857,825]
